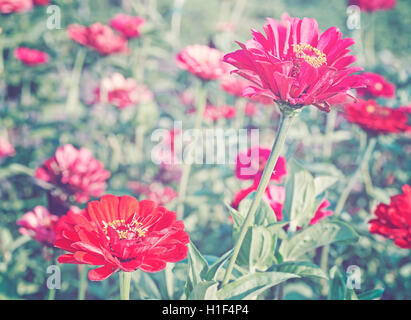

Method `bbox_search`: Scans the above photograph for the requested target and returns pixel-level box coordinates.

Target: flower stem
[119,271,131,300]
[77,265,88,300]
[221,109,297,286]
[66,48,86,115]
[320,135,377,295]
[176,82,207,219]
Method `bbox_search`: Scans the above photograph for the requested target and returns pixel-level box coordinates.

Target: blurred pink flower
[235,146,287,182]
[33,0,49,5]
[244,102,257,116]
[309,199,333,225]
[67,23,129,55]
[94,73,153,109]
[0,0,32,14]
[110,14,145,38]
[0,137,15,159]
[35,144,111,203]
[223,13,364,112]
[176,45,228,81]
[17,206,59,246]
[203,104,236,122]
[128,182,178,206]
[356,72,395,99]
[14,47,49,66]
[348,0,396,12]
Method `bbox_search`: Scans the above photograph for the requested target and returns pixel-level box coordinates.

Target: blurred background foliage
[0,0,410,299]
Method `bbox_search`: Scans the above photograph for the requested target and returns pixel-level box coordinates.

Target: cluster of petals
[356,72,395,99]
[35,144,111,203]
[202,105,236,122]
[348,0,396,12]
[343,99,411,135]
[14,47,48,66]
[17,206,59,246]
[0,137,15,159]
[110,14,145,39]
[223,13,364,112]
[0,0,32,14]
[67,23,129,55]
[369,184,411,249]
[176,45,228,81]
[128,181,178,205]
[54,195,190,281]
[94,73,153,109]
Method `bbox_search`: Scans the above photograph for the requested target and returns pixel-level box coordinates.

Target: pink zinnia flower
[236,146,287,182]
[369,184,411,249]
[176,45,228,81]
[35,144,111,203]
[14,47,49,66]
[128,182,178,206]
[343,99,411,135]
[0,137,15,159]
[0,0,32,14]
[67,23,129,55]
[94,73,153,109]
[356,72,395,99]
[348,0,396,12]
[223,13,363,112]
[203,104,236,122]
[309,199,333,225]
[33,0,50,5]
[17,206,59,246]
[110,14,145,39]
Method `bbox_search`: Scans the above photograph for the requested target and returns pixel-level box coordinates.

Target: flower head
[128,182,178,206]
[0,137,15,159]
[67,23,129,55]
[356,72,395,99]
[55,195,190,281]
[369,184,411,249]
[348,0,396,12]
[235,146,287,182]
[17,206,59,246]
[110,14,145,39]
[343,99,411,135]
[202,104,236,122]
[0,0,32,14]
[176,45,228,81]
[94,73,153,109]
[35,144,111,203]
[223,13,363,111]
[14,47,49,66]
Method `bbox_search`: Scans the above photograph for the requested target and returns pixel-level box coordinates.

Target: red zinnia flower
[235,146,287,182]
[356,72,395,99]
[54,195,190,281]
[176,45,228,81]
[348,0,396,12]
[33,0,50,5]
[67,23,129,55]
[17,206,59,246]
[369,184,411,249]
[110,14,145,39]
[14,47,49,66]
[343,99,411,135]
[94,73,153,109]
[0,137,15,159]
[35,144,111,203]
[0,0,32,14]
[223,13,363,112]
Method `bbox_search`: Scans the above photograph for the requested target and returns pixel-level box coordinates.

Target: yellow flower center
[102,219,146,240]
[366,105,376,113]
[293,44,327,68]
[374,83,383,91]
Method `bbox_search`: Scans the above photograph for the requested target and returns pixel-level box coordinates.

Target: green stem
[66,48,86,114]
[320,135,377,296]
[77,265,88,300]
[221,109,298,286]
[165,263,174,299]
[176,82,207,219]
[119,271,131,300]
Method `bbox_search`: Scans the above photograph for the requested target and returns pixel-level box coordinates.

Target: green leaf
[314,175,338,196]
[186,242,209,290]
[270,261,328,280]
[283,159,316,228]
[216,272,299,300]
[205,249,233,281]
[357,288,384,300]
[188,281,218,300]
[328,266,346,300]
[279,220,359,260]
